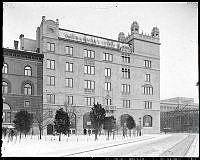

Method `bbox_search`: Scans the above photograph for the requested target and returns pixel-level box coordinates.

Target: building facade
[160,97,199,133]
[2,47,43,134]
[19,16,160,135]
[160,97,199,112]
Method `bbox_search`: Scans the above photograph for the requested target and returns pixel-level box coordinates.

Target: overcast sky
[3,2,198,103]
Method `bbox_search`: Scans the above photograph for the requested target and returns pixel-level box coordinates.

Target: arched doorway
[47,124,54,135]
[83,112,94,135]
[120,114,132,127]
[120,114,136,136]
[69,112,76,134]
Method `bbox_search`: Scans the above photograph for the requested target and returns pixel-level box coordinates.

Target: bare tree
[34,108,53,139]
[64,102,81,135]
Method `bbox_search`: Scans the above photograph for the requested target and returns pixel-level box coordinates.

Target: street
[64,133,198,157]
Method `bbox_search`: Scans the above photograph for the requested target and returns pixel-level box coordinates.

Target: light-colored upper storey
[33,16,160,58]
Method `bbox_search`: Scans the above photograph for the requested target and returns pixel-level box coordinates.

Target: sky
[3,2,199,103]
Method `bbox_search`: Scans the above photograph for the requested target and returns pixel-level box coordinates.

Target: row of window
[48,61,151,82]
[3,58,152,77]
[161,106,175,110]
[2,78,153,96]
[3,64,32,76]
[3,62,152,83]
[2,81,33,95]
[46,76,153,95]
[46,94,153,110]
[46,42,152,67]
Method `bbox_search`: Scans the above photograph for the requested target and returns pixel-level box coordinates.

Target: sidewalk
[185,134,199,157]
[60,134,168,157]
[2,134,168,157]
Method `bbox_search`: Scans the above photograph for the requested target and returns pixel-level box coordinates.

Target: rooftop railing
[59,29,132,53]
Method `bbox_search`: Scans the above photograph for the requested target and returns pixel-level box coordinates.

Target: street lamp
[139,117,141,136]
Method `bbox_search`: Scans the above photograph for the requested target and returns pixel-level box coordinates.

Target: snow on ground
[185,133,199,157]
[2,133,198,157]
[70,133,187,157]
[2,133,163,157]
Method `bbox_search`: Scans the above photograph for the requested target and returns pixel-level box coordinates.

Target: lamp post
[139,117,141,136]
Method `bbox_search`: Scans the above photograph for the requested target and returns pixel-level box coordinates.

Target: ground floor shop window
[143,115,152,127]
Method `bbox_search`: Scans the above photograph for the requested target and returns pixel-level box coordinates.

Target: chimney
[19,34,24,50]
[42,16,46,22]
[14,40,19,50]
[56,18,59,25]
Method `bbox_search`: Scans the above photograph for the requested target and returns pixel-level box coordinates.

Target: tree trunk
[129,129,131,137]
[107,130,109,140]
[123,129,125,138]
[20,132,21,139]
[113,131,115,140]
[39,129,42,140]
[95,129,98,141]
[59,133,61,141]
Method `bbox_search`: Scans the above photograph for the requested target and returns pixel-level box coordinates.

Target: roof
[3,48,44,59]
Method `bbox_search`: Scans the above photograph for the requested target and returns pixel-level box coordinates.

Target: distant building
[17,16,161,135]
[160,97,198,112]
[2,45,43,134]
[160,97,199,133]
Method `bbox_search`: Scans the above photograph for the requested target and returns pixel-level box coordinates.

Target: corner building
[2,47,43,134]
[32,16,160,134]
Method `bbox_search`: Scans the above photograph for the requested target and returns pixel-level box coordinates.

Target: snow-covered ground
[1,133,199,157]
[1,133,160,157]
[185,133,199,157]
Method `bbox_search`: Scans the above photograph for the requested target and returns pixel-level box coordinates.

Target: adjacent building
[160,97,199,133]
[2,44,43,134]
[160,97,199,112]
[17,16,161,134]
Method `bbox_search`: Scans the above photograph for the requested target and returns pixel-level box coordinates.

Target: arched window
[3,63,8,74]
[142,84,153,95]
[24,83,32,95]
[2,81,8,94]
[143,115,152,127]
[24,66,32,76]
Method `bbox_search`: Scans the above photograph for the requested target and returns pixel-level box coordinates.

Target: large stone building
[18,16,160,135]
[2,45,43,134]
